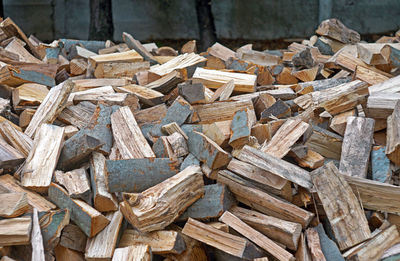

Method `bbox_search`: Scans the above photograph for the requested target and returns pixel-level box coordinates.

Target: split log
[39,209,70,252]
[291,149,324,169]
[229,109,251,149]
[354,65,389,85]
[90,152,118,212]
[58,101,96,129]
[259,99,291,122]
[0,217,31,246]
[115,84,164,106]
[181,40,197,54]
[12,83,48,110]
[371,146,392,183]
[0,121,33,157]
[209,43,235,62]
[72,78,129,91]
[178,82,205,104]
[295,233,311,261]
[329,109,356,136]
[167,132,188,157]
[314,224,343,261]
[133,104,167,127]
[120,165,204,232]
[311,162,371,250]
[94,61,150,78]
[59,224,87,252]
[149,53,205,77]
[73,93,139,111]
[54,245,85,261]
[386,101,400,165]
[305,227,326,261]
[112,245,152,261]
[152,136,175,158]
[366,92,400,119]
[89,50,143,65]
[202,120,231,147]
[305,125,343,160]
[145,70,185,94]
[357,43,400,65]
[0,192,28,218]
[123,32,158,65]
[161,122,188,139]
[316,18,360,44]
[19,108,35,128]
[69,58,87,76]
[21,124,65,193]
[0,136,24,168]
[209,79,235,102]
[54,169,91,203]
[31,209,45,261]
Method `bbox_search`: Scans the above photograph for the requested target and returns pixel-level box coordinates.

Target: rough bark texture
[89,0,113,41]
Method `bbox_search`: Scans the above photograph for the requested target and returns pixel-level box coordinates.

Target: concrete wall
[4,0,400,42]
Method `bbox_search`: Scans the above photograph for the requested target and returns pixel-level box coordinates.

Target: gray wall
[4,0,400,42]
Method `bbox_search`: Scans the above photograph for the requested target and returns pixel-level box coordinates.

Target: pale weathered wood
[386,101,400,165]
[54,168,91,203]
[21,124,65,193]
[339,116,374,178]
[0,217,31,246]
[120,165,204,232]
[58,101,96,129]
[219,211,294,261]
[0,136,24,168]
[145,70,184,94]
[305,227,326,261]
[31,209,45,261]
[295,233,312,261]
[85,211,123,261]
[0,121,32,157]
[167,132,189,157]
[112,245,152,261]
[366,92,400,119]
[291,149,324,169]
[123,32,158,65]
[329,109,356,136]
[115,84,164,106]
[161,122,188,139]
[354,65,389,85]
[0,192,28,218]
[94,61,150,78]
[209,79,235,102]
[72,78,129,92]
[150,53,206,77]
[311,162,371,250]
[12,83,49,110]
[305,125,343,160]
[316,18,360,44]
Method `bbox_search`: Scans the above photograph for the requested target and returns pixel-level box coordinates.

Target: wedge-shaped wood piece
[329,109,356,136]
[369,74,400,94]
[261,118,309,158]
[366,92,400,119]
[12,83,48,109]
[0,192,28,218]
[72,78,129,91]
[119,229,186,254]
[354,65,389,85]
[48,183,110,237]
[0,121,32,157]
[115,84,164,106]
[292,149,324,169]
[161,122,188,139]
[68,86,115,105]
[357,43,400,65]
[31,208,45,261]
[90,152,118,212]
[25,80,73,138]
[311,162,371,250]
[188,131,231,169]
[347,225,400,261]
[54,169,91,203]
[59,224,87,252]
[85,211,123,261]
[227,158,292,201]
[178,82,205,104]
[217,170,314,228]
[260,99,291,122]
[178,184,236,221]
[371,146,392,183]
[106,158,179,193]
[0,174,55,211]
[111,106,155,159]
[209,42,235,62]
[182,218,265,259]
[89,49,143,65]
[192,67,256,93]
[123,32,158,65]
[0,137,24,168]
[339,117,374,178]
[145,70,185,94]
[305,125,343,160]
[120,165,204,232]
[202,120,231,147]
[149,53,206,77]
[134,104,167,127]
[0,217,31,246]
[316,18,360,44]
[238,145,313,190]
[112,245,152,261]
[229,109,251,149]
[167,132,189,157]
[230,206,302,251]
[305,227,326,261]
[220,211,294,261]
[386,101,400,165]
[55,245,85,261]
[209,79,235,102]
[21,124,64,193]
[94,61,150,78]
[73,93,139,111]
[296,233,311,261]
[39,209,70,252]
[58,101,96,129]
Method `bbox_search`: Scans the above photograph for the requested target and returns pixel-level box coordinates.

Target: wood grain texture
[31,209,45,261]
[386,101,400,165]
[39,208,70,252]
[0,217,31,246]
[0,121,32,157]
[0,192,28,218]
[305,227,326,261]
[112,245,152,261]
[54,168,91,203]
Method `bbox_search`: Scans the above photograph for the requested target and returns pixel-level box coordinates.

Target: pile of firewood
[1,16,400,261]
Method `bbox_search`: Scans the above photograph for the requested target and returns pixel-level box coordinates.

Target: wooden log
[89,50,142,65]
[238,145,313,190]
[371,146,392,183]
[161,122,188,139]
[239,49,280,67]
[145,70,185,94]
[58,101,96,130]
[354,65,389,85]
[187,131,231,169]
[339,116,374,178]
[254,93,276,118]
[305,227,326,261]
[314,224,343,261]
[386,101,400,165]
[72,78,129,92]
[366,92,400,119]
[0,192,28,218]
[209,79,235,102]
[316,18,360,44]
[58,134,102,170]
[31,209,45,261]
[106,158,179,193]
[39,209,70,252]
[217,170,314,228]
[181,40,197,54]
[0,174,55,211]
[149,53,206,77]
[48,183,110,237]
[182,218,265,259]
[0,121,32,157]
[21,124,64,193]
[120,165,204,232]
[59,224,87,252]
[123,32,158,65]
[229,109,251,149]
[94,61,150,78]
[209,42,235,62]
[230,206,302,251]
[85,211,123,261]
[133,104,167,127]
[54,168,91,203]
[111,106,155,159]
[329,109,356,136]
[89,152,118,212]
[152,136,175,158]
[178,184,236,221]
[305,125,343,160]
[177,82,205,104]
[369,75,400,94]
[12,83,49,110]
[311,162,371,250]
[295,233,311,261]
[219,211,294,261]
[0,136,24,168]
[73,93,139,112]
[227,158,292,201]
[260,99,291,122]
[202,120,231,147]
[292,66,320,82]
[19,108,35,128]
[115,84,164,106]
[347,225,400,261]
[70,58,87,76]
[192,67,256,93]
[357,43,400,65]
[0,217,31,246]
[112,245,152,261]
[167,132,188,157]
[119,229,186,254]
[24,80,73,138]
[54,245,85,261]
[291,149,324,169]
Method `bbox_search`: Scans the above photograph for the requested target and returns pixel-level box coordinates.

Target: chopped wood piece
[120,165,204,232]
[292,149,324,169]
[314,224,343,261]
[119,229,186,254]
[254,93,276,118]
[217,170,314,227]
[90,152,118,212]
[106,157,180,193]
[111,106,155,159]
[133,104,167,127]
[59,224,87,252]
[31,209,45,261]
[24,80,73,138]
[167,132,188,157]
[0,121,33,157]
[123,32,158,65]
[72,78,129,91]
[149,53,206,77]
[305,125,343,160]
[54,245,85,261]
[19,108,35,128]
[112,245,152,261]
[354,65,389,85]
[54,169,91,203]
[188,131,231,169]
[386,101,400,165]
[21,124,64,193]
[0,192,28,218]
[219,211,294,261]
[58,101,96,129]
[209,79,235,102]
[85,211,123,261]
[357,43,400,65]
[39,208,70,252]
[339,116,374,178]
[94,61,150,78]
[0,136,24,168]
[192,68,257,93]
[371,145,392,183]
[311,162,371,250]
[70,58,87,76]
[182,218,265,259]
[115,84,164,106]
[181,40,197,54]
[292,66,320,82]
[209,42,236,62]
[161,122,188,139]
[296,233,312,261]
[230,206,302,251]
[316,18,360,44]
[12,83,48,109]
[229,109,251,149]
[329,109,356,136]
[73,93,139,111]
[0,217,31,246]
[178,82,205,104]
[145,70,185,94]
[305,227,326,261]
[366,92,400,119]
[48,183,110,237]
[89,50,143,65]
[260,99,291,122]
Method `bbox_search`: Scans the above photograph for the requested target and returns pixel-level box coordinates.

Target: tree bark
[89,0,113,41]
[195,0,217,51]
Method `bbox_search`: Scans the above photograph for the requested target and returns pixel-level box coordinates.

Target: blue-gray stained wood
[180,153,200,171]
[229,109,250,148]
[57,134,103,170]
[45,47,60,61]
[178,184,236,221]
[314,37,334,55]
[38,208,70,252]
[106,158,180,193]
[150,96,193,137]
[371,146,392,183]
[64,104,118,155]
[260,99,291,122]
[226,59,252,72]
[315,223,344,261]
[152,137,170,158]
[12,69,55,87]
[123,32,159,65]
[388,46,400,68]
[178,82,205,104]
[48,182,109,237]
[180,124,202,137]
[188,131,231,169]
[59,39,106,54]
